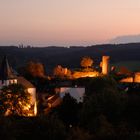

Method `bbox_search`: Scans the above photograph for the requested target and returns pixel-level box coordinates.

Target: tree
[26,61,46,78]
[80,56,93,69]
[54,93,80,125]
[0,84,31,116]
[67,127,94,140]
[96,115,115,139]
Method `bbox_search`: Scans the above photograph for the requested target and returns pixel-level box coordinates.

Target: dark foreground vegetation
[1,76,140,140]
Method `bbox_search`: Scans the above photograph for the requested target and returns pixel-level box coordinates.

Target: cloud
[109,34,140,44]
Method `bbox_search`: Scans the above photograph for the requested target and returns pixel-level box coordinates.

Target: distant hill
[110,34,140,44]
[0,43,140,74]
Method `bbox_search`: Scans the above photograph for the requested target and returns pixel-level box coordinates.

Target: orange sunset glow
[0,0,140,46]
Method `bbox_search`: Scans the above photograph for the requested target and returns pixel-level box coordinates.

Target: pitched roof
[17,76,35,88]
[47,94,62,108]
[0,56,17,80]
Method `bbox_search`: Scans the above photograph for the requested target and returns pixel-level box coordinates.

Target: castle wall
[134,72,140,83]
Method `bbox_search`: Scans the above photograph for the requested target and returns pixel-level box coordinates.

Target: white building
[17,76,37,107]
[0,56,37,116]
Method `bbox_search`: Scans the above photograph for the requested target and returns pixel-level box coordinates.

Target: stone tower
[102,56,110,75]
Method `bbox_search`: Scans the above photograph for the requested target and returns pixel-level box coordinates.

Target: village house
[42,86,85,114]
[56,87,85,103]
[0,56,37,116]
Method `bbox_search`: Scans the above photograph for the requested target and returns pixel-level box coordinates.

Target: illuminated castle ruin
[120,72,140,83]
[72,56,110,79]
[134,72,140,83]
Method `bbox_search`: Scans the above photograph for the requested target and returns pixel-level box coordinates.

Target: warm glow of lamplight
[102,56,110,75]
[72,71,99,79]
[134,73,140,83]
[120,77,133,83]
[23,104,31,110]
[18,101,38,117]
[34,101,37,116]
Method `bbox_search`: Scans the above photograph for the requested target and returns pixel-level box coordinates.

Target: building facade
[0,56,37,116]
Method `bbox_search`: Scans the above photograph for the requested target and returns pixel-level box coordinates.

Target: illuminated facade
[120,72,140,83]
[134,72,140,83]
[72,71,99,79]
[101,56,110,75]
[120,77,133,83]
